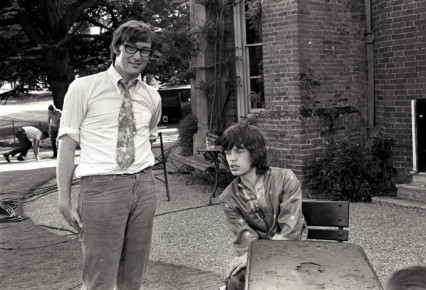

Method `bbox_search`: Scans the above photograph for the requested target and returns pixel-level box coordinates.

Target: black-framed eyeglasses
[123,43,152,57]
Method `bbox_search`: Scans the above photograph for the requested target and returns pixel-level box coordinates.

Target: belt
[118,167,151,176]
[82,167,152,181]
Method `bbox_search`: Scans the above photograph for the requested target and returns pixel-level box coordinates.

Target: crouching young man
[216,124,308,290]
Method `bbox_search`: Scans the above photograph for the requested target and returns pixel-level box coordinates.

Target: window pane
[245,1,262,45]
[248,45,263,77]
[179,91,190,102]
[250,78,264,109]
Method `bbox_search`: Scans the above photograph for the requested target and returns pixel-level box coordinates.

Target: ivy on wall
[193,0,237,133]
[192,0,262,133]
[298,66,360,136]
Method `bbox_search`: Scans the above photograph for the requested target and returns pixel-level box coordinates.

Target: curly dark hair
[216,123,269,175]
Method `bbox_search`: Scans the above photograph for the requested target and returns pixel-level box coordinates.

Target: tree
[0,0,191,109]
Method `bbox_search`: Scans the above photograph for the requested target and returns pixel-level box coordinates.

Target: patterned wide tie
[116,79,137,169]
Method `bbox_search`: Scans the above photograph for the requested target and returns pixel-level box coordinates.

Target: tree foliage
[0,0,192,109]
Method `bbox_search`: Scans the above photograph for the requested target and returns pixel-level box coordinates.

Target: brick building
[189,0,426,191]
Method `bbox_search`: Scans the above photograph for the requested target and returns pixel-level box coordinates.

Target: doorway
[415,99,426,171]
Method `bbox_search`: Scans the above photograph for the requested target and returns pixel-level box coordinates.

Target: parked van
[157,84,191,124]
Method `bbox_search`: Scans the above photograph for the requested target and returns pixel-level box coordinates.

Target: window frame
[233,0,264,119]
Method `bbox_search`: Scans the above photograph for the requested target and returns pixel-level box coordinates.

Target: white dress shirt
[59,65,162,178]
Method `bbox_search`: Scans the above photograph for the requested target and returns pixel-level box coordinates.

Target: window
[234,0,264,118]
[179,91,191,103]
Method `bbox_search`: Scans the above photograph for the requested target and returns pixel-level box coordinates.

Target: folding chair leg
[162,164,170,201]
[159,132,170,201]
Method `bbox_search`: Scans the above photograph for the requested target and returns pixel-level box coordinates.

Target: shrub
[367,135,397,195]
[312,136,396,201]
[177,114,198,156]
[312,139,372,201]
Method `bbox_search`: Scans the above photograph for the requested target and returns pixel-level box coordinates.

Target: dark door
[417,99,426,171]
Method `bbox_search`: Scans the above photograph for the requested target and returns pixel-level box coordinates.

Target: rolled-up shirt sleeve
[148,88,161,141]
[58,79,87,144]
[271,170,307,241]
[221,200,259,256]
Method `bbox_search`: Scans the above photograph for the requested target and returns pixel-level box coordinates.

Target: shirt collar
[107,65,142,95]
[236,175,265,200]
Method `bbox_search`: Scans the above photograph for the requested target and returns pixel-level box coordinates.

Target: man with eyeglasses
[57,20,161,289]
[216,124,308,290]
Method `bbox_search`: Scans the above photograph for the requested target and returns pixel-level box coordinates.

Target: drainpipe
[364,0,375,129]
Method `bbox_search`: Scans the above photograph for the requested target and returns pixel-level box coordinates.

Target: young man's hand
[226,253,248,278]
[58,202,82,233]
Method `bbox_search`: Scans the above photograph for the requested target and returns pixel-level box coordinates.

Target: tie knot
[118,79,137,92]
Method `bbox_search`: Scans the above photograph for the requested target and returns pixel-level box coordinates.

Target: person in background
[57,20,161,290]
[2,126,48,162]
[386,265,426,290]
[216,123,307,290]
[47,104,62,158]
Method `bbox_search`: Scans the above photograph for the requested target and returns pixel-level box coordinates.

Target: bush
[312,136,396,201]
[312,139,372,201]
[367,135,397,195]
[177,114,198,156]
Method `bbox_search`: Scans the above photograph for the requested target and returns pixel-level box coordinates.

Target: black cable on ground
[0,236,78,250]
[0,201,26,223]
[39,224,79,234]
[200,280,226,290]
[154,202,220,217]
[67,283,82,290]
[0,180,79,223]
[2,177,228,288]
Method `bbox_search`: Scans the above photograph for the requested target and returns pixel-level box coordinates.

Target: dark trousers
[7,128,32,157]
[49,126,58,156]
[226,269,245,290]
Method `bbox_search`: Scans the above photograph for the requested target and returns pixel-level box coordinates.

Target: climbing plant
[194,0,261,133]
[298,66,360,136]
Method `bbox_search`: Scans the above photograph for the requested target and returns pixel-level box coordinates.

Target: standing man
[47,104,61,158]
[3,126,48,162]
[57,20,161,290]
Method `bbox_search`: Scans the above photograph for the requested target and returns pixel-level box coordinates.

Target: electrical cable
[0,180,79,223]
[0,236,78,250]
[67,283,82,290]
[39,224,78,234]
[199,280,227,289]
[154,202,220,217]
[2,179,227,289]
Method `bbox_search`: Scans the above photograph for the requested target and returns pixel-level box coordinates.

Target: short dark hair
[387,265,426,290]
[217,123,269,175]
[42,131,49,138]
[110,20,155,63]
[48,104,55,111]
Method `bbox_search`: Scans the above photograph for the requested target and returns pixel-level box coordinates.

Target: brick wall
[261,0,367,188]
[260,0,304,177]
[298,0,367,118]
[372,0,426,175]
